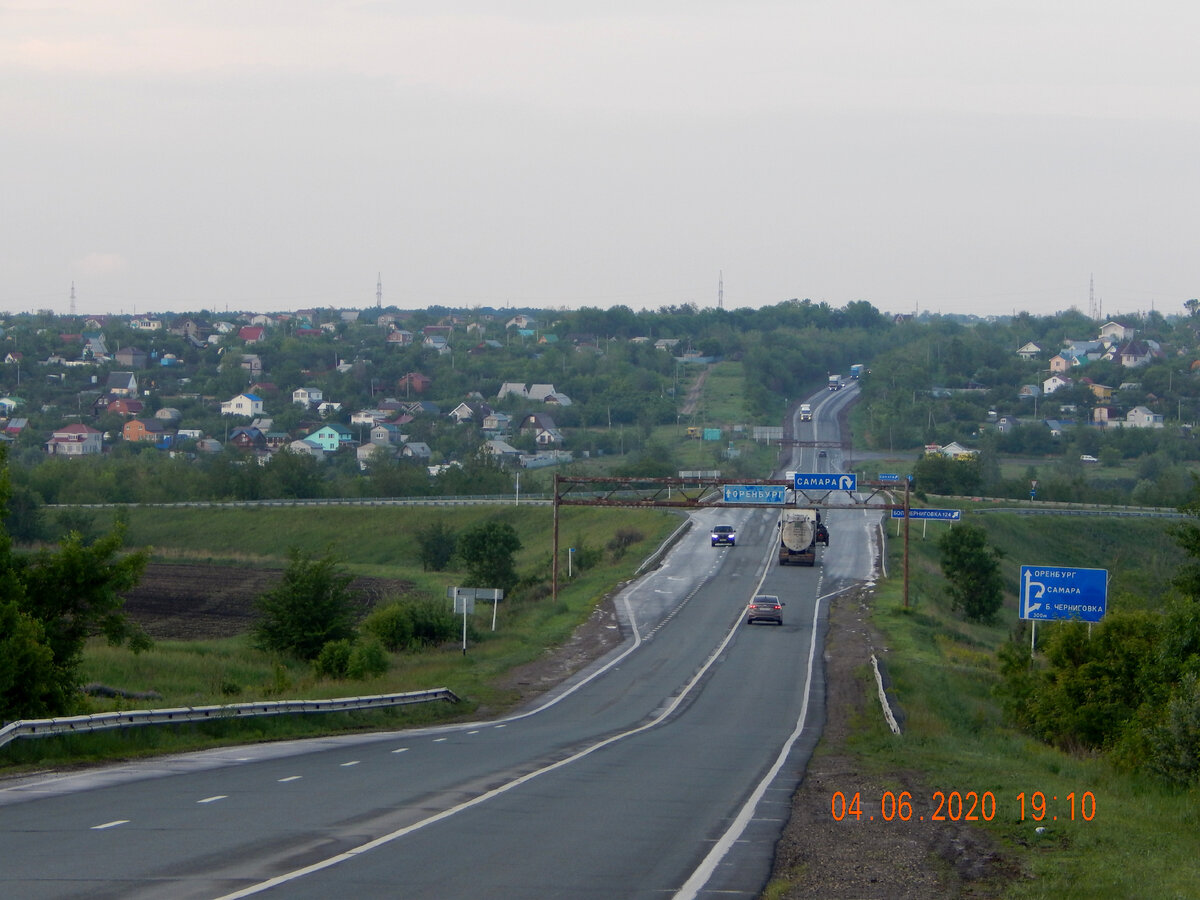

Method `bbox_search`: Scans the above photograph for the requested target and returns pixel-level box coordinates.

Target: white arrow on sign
[838,475,854,490]
[1022,568,1045,617]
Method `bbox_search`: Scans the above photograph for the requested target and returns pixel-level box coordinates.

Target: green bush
[347,639,389,679]
[362,603,415,651]
[314,639,353,678]
[408,598,459,647]
[253,548,356,661]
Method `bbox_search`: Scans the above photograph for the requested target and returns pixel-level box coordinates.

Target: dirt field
[120,563,417,640]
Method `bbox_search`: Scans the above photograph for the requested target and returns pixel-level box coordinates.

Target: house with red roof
[46,423,103,456]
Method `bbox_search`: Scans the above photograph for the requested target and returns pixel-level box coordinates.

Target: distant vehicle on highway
[818,450,827,458]
[799,403,812,421]
[746,595,784,626]
[711,524,736,547]
[1080,454,1098,463]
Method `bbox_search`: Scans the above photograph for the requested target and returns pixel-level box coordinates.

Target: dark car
[817,450,827,458]
[711,524,736,547]
[746,594,784,625]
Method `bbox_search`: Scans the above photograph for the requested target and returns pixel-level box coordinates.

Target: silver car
[746,594,784,626]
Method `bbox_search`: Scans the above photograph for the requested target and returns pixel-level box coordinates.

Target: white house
[46,423,104,456]
[221,393,264,416]
[1042,374,1073,395]
[1126,406,1164,428]
[1015,342,1042,360]
[1099,321,1136,343]
[293,386,323,407]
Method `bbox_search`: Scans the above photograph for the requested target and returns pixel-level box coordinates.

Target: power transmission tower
[718,271,724,310]
[376,273,382,308]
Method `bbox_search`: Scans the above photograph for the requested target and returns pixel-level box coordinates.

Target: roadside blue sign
[890,508,962,520]
[723,484,787,505]
[1019,565,1108,622]
[793,473,857,491]
[878,473,900,482]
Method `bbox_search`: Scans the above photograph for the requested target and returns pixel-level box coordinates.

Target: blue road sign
[890,508,962,520]
[1019,565,1108,622]
[723,484,787,505]
[793,473,857,491]
[878,473,900,482]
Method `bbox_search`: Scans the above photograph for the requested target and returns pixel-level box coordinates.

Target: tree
[416,521,457,571]
[456,520,522,592]
[0,446,150,722]
[0,599,64,722]
[937,523,1004,622]
[253,548,357,660]
[17,525,151,670]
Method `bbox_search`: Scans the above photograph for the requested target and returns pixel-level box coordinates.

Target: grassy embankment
[845,510,1199,898]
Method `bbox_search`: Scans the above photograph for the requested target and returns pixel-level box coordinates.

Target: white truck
[778,508,829,566]
[799,403,812,422]
[827,374,843,391]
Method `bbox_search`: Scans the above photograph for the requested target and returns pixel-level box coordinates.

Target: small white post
[491,589,499,632]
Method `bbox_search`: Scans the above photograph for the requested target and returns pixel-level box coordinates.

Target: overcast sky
[3,1,1198,320]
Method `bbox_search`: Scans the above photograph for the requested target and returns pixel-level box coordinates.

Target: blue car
[711,524,736,547]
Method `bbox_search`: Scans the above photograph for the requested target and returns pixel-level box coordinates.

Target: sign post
[448,586,505,635]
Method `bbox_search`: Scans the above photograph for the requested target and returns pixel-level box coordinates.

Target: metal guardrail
[0,688,460,749]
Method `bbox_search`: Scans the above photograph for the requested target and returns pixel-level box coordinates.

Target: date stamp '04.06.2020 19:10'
[829,790,1097,824]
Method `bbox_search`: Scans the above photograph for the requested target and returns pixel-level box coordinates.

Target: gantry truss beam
[552,475,899,510]
[550,474,910,599]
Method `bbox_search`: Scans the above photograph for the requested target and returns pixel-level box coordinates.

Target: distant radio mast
[1089,274,1097,320]
[376,273,382,309]
[70,281,76,317]
[718,271,724,310]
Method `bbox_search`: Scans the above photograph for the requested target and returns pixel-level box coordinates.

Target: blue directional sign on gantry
[1019,565,1108,622]
[793,473,857,491]
[722,484,787,505]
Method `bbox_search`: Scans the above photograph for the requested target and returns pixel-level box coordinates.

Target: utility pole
[903,478,911,609]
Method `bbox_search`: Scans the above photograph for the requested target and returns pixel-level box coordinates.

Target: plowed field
[119,563,417,640]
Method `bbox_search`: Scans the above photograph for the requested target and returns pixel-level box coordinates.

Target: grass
[856,511,1200,898]
[89,504,673,575]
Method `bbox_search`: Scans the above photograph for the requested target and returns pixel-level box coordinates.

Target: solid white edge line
[673,584,857,900]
